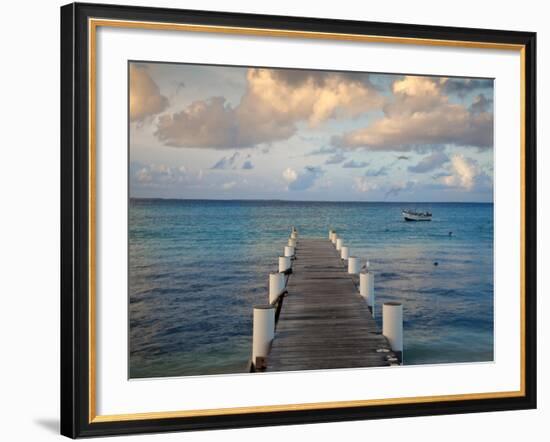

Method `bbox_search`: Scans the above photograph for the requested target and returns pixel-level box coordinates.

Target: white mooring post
[336,238,344,251]
[340,246,350,260]
[328,229,334,240]
[360,271,375,317]
[383,302,403,362]
[291,231,298,240]
[284,245,295,257]
[331,234,338,245]
[252,305,275,369]
[348,256,360,274]
[269,272,285,304]
[278,256,291,273]
[288,237,297,248]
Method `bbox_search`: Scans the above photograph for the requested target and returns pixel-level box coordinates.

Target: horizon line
[129,196,493,204]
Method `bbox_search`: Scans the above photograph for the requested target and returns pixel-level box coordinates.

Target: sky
[129,62,494,202]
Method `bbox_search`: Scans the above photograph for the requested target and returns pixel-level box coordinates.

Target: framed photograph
[60,2,536,438]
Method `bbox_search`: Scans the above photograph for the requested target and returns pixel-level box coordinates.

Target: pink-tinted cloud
[129,65,169,122]
[154,68,383,148]
[333,76,493,151]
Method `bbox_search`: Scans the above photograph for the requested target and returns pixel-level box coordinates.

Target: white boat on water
[402,209,432,221]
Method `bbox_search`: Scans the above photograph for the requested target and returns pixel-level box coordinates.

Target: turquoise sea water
[129,199,493,378]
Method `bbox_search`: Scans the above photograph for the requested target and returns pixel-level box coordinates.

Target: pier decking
[265,238,396,372]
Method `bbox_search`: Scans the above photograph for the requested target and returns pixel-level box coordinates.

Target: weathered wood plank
[265,237,395,372]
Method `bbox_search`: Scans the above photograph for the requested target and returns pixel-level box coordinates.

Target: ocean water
[129,199,494,378]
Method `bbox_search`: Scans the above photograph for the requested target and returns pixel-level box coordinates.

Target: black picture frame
[61,2,537,438]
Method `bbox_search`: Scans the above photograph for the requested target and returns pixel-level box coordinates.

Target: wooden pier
[263,237,398,372]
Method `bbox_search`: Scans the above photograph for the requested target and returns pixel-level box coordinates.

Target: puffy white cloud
[282,167,298,184]
[333,76,493,151]
[438,154,489,190]
[131,162,200,188]
[354,176,378,193]
[282,166,324,191]
[129,65,169,122]
[408,152,449,173]
[154,68,383,148]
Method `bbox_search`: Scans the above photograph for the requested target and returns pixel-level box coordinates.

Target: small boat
[402,209,432,221]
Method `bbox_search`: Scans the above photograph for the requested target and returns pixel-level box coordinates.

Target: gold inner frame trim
[88,17,527,424]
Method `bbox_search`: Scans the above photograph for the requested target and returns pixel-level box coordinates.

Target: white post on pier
[383,302,403,362]
[360,271,375,317]
[336,238,344,251]
[288,237,297,248]
[331,233,338,245]
[348,256,360,274]
[284,245,295,257]
[252,305,275,369]
[269,272,285,304]
[278,256,291,273]
[340,246,349,260]
[328,229,334,240]
[290,231,298,240]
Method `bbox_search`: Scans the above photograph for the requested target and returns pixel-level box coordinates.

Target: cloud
[156,97,242,148]
[131,162,196,187]
[282,166,324,191]
[332,75,493,151]
[438,154,488,190]
[354,176,378,193]
[408,152,449,173]
[242,69,383,127]
[241,160,254,170]
[211,152,254,170]
[384,181,416,199]
[222,181,237,190]
[155,68,383,148]
[325,153,346,165]
[129,65,169,122]
[342,160,368,168]
[469,93,493,114]
[307,145,340,156]
[211,152,241,170]
[365,166,389,177]
[282,167,298,183]
[441,78,493,97]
